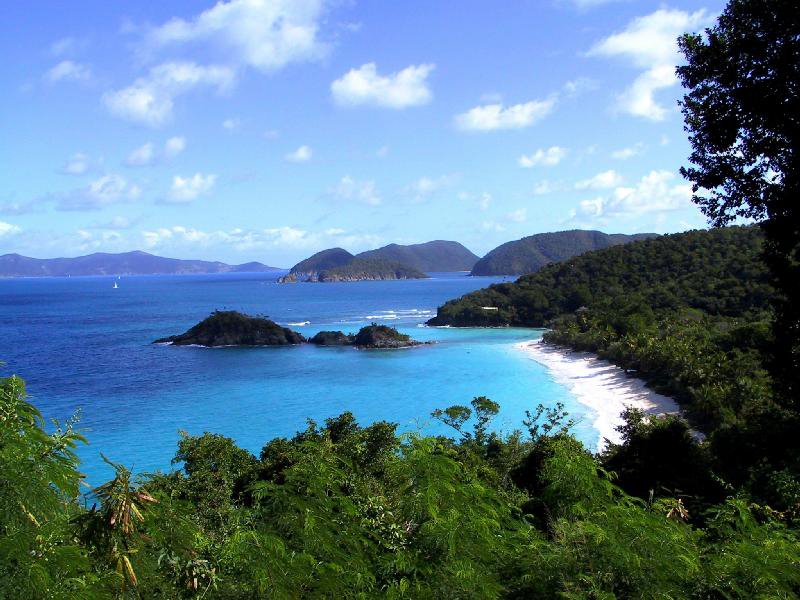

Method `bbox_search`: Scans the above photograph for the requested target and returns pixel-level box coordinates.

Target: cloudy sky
[0,0,722,266]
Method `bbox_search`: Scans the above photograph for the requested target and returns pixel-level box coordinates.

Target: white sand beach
[516,340,682,451]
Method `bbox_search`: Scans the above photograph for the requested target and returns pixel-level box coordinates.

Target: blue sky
[0,0,724,266]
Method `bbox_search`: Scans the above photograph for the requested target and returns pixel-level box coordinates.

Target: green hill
[316,257,428,282]
[470,230,658,276]
[432,227,769,326]
[356,240,479,272]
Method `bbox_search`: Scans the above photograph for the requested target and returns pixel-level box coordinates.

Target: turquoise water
[0,272,595,483]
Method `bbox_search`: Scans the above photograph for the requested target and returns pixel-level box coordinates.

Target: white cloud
[611,143,644,160]
[146,0,330,72]
[477,193,492,211]
[575,169,624,190]
[63,153,90,175]
[576,170,692,219]
[164,136,186,158]
[407,174,458,201]
[455,97,556,131]
[0,221,21,237]
[332,176,381,206]
[481,221,505,232]
[222,117,241,131]
[518,146,567,168]
[263,129,280,139]
[125,137,185,166]
[285,145,312,162]
[103,62,235,127]
[588,9,712,120]
[506,208,527,223]
[58,174,142,211]
[331,62,434,109]
[167,173,216,202]
[533,180,563,195]
[376,145,389,158]
[126,143,155,167]
[44,60,91,83]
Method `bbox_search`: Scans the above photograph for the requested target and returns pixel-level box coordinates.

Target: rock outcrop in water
[156,314,423,349]
[155,311,306,346]
[309,330,355,346]
[352,324,422,349]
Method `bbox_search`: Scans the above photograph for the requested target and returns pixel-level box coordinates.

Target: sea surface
[0,271,596,484]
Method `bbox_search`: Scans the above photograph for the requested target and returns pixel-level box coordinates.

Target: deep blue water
[0,272,595,483]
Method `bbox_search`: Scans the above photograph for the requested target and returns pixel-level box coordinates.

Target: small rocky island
[156,312,424,349]
[154,311,306,346]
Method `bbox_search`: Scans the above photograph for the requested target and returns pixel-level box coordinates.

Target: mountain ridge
[470,230,659,276]
[0,251,281,277]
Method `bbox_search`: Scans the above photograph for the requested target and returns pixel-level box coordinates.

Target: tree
[677,0,800,405]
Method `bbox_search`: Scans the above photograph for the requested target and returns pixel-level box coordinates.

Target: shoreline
[516,339,681,451]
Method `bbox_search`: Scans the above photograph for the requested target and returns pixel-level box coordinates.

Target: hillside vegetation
[356,240,479,272]
[470,229,658,276]
[432,227,769,327]
[3,375,798,598]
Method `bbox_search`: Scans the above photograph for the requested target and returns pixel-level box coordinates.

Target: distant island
[279,240,477,283]
[469,230,658,276]
[0,251,281,278]
[155,311,423,349]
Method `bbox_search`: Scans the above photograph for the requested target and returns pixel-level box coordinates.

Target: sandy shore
[516,339,681,450]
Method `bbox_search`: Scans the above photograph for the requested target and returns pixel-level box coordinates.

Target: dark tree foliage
[677,0,800,406]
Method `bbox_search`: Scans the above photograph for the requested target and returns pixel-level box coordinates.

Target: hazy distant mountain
[355,241,479,272]
[470,230,659,276]
[0,251,281,277]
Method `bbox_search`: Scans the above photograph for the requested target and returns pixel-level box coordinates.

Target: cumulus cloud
[519,146,568,168]
[125,137,186,166]
[58,174,142,211]
[588,8,712,120]
[0,221,21,237]
[167,173,216,202]
[576,170,692,219]
[44,60,92,84]
[575,169,624,190]
[164,136,186,158]
[455,97,556,131]
[62,153,90,175]
[406,174,458,202]
[331,63,434,109]
[50,37,87,57]
[331,176,381,206]
[222,117,241,131]
[126,143,155,167]
[146,0,330,72]
[285,145,312,162]
[611,143,644,160]
[506,208,527,223]
[103,62,235,126]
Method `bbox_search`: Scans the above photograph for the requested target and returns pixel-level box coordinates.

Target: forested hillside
[3,376,798,598]
[431,227,769,327]
[356,240,479,272]
[470,230,657,276]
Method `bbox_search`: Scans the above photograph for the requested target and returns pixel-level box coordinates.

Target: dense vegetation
[3,375,799,598]
[470,230,657,276]
[286,247,354,275]
[356,241,479,272]
[315,257,428,282]
[429,226,800,498]
[155,311,306,346]
[430,227,769,328]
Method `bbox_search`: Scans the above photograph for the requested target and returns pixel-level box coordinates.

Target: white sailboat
[113,281,119,289]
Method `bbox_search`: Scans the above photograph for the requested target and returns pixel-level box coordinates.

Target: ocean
[0,271,595,484]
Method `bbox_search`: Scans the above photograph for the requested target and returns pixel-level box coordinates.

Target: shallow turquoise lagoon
[0,272,595,483]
